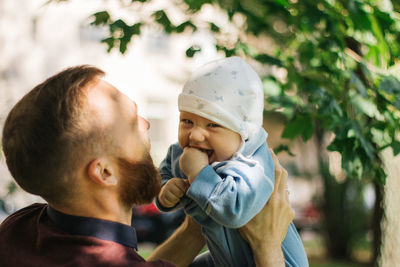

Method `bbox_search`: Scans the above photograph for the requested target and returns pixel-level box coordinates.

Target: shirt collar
[47,206,138,250]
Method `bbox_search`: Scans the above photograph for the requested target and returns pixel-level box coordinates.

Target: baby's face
[178,111,241,164]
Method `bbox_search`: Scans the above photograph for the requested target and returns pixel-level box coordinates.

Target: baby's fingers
[170,178,190,196]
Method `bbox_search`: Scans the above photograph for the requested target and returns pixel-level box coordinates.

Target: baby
[156,57,308,267]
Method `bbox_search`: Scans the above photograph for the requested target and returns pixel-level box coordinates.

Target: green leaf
[350,71,367,97]
[186,45,201,57]
[176,21,197,33]
[209,22,220,33]
[343,156,363,179]
[107,21,142,54]
[119,42,127,54]
[371,127,391,147]
[216,45,236,57]
[392,140,400,156]
[153,10,173,33]
[281,117,304,139]
[184,0,212,11]
[329,137,365,178]
[131,23,142,35]
[274,0,289,8]
[255,53,283,67]
[394,98,400,110]
[236,43,258,57]
[327,98,343,117]
[375,167,386,185]
[348,1,372,31]
[380,75,400,94]
[101,37,116,52]
[368,12,390,66]
[274,144,295,156]
[281,114,314,141]
[351,121,375,161]
[91,11,110,26]
[263,78,281,96]
[378,75,400,109]
[110,19,128,34]
[359,137,375,162]
[7,181,18,195]
[302,124,314,141]
[351,94,381,118]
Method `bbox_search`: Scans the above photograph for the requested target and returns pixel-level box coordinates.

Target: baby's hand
[158,178,190,208]
[179,147,208,184]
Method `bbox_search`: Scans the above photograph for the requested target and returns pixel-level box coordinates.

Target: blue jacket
[157,129,308,267]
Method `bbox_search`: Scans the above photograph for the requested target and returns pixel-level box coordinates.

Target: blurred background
[0,0,399,266]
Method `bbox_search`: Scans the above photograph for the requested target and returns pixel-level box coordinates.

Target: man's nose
[139,116,150,132]
[189,126,206,142]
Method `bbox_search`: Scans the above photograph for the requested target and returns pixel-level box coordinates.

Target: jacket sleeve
[156,144,180,212]
[186,159,274,228]
[158,144,175,185]
[156,143,188,212]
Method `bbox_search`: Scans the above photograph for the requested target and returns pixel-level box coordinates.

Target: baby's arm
[158,178,190,208]
[188,164,273,228]
[156,143,188,211]
[183,146,275,228]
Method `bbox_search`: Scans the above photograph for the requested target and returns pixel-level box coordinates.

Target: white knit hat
[178,56,264,140]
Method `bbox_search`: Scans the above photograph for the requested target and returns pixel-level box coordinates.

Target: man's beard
[117,154,161,207]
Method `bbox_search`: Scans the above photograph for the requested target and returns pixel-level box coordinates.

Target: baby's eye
[208,123,220,128]
[181,119,193,124]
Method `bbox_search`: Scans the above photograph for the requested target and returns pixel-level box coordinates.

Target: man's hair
[2,65,105,202]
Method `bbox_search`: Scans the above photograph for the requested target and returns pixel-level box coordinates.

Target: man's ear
[87,158,118,186]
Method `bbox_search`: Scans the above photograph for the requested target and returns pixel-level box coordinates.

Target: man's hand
[158,178,190,208]
[179,147,208,184]
[239,149,295,267]
[147,215,206,267]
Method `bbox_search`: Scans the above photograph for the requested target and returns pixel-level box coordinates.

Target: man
[0,65,295,266]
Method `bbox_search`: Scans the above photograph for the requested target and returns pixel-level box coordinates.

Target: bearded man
[0,65,294,267]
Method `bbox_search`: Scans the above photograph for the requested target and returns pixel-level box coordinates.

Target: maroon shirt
[0,203,175,267]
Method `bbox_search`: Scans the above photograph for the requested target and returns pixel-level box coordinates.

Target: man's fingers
[285,187,290,202]
[270,149,283,192]
[270,149,280,189]
[278,168,288,196]
[270,149,290,198]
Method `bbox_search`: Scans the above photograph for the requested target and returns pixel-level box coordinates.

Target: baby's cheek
[178,137,186,150]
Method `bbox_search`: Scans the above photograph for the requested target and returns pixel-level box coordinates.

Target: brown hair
[2,65,105,202]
